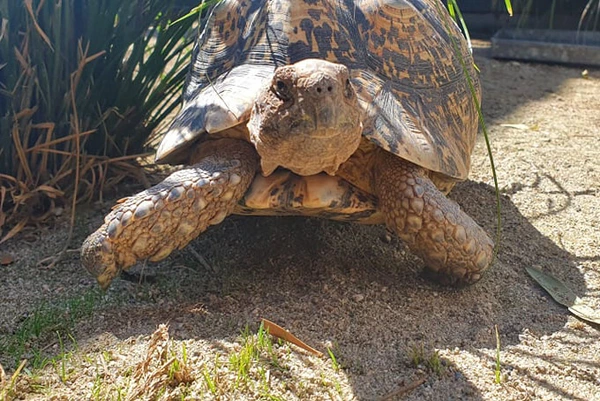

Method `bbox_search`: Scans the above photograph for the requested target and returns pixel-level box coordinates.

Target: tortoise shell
[157,0,481,180]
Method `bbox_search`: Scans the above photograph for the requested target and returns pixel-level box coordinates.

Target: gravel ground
[0,44,599,400]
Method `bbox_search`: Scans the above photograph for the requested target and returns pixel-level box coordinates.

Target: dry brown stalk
[262,318,324,357]
[1,0,190,245]
[124,324,179,401]
[379,376,428,401]
[23,0,53,50]
[37,40,95,268]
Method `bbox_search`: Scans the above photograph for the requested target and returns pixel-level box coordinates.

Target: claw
[81,139,259,290]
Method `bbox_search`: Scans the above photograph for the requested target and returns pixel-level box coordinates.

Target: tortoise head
[248,59,363,177]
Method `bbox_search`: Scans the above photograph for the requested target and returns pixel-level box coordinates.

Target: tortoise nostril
[315,86,335,95]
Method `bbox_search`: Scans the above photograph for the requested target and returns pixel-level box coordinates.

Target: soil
[0,42,599,400]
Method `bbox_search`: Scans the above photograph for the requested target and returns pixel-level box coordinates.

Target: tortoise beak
[81,231,121,291]
[96,272,116,291]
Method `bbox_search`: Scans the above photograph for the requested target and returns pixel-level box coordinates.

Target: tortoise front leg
[374,150,494,285]
[81,139,258,290]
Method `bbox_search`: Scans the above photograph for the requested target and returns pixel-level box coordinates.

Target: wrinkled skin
[248,59,363,177]
[81,59,493,290]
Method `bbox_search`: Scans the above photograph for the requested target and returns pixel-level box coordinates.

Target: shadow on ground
[1,49,597,401]
[58,177,587,400]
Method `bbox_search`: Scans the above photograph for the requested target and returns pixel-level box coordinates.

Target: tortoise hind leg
[81,139,258,290]
[374,149,494,285]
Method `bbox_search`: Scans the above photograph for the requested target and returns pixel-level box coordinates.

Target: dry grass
[123,324,191,401]
[2,320,351,400]
[0,0,200,244]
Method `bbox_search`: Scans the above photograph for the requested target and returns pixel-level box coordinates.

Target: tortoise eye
[273,80,291,101]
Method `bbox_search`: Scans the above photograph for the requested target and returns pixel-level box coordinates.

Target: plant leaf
[504,0,513,16]
[446,0,472,53]
[0,218,28,244]
[526,266,600,325]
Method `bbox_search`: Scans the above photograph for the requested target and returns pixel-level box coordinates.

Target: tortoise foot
[81,139,258,290]
[375,150,494,286]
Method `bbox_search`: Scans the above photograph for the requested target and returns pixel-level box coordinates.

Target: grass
[0,288,105,369]
[0,359,27,401]
[228,323,284,390]
[0,0,216,243]
[53,332,71,383]
[436,0,503,260]
[501,0,600,31]
[494,324,502,384]
[409,343,445,377]
[202,362,218,396]
[0,304,350,399]
[327,347,340,372]
[90,373,103,401]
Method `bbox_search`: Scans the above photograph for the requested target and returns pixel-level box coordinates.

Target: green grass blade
[447,0,472,52]
[169,0,221,27]
[437,2,502,260]
[504,0,513,16]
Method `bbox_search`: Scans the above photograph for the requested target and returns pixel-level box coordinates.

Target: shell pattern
[161,0,480,180]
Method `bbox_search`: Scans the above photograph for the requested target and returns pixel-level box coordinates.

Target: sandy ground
[0,45,599,400]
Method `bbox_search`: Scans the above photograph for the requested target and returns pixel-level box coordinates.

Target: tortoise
[81,0,494,290]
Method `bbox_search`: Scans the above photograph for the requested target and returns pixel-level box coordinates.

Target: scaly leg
[81,139,258,289]
[374,150,494,285]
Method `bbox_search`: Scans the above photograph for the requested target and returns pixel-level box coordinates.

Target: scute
[354,0,480,179]
[156,63,274,164]
[378,0,413,10]
[157,0,480,179]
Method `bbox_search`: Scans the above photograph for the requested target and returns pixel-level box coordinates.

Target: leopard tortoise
[82,0,494,289]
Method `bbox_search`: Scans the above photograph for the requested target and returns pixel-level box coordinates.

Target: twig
[25,129,95,152]
[187,244,216,273]
[139,259,148,286]
[379,376,428,401]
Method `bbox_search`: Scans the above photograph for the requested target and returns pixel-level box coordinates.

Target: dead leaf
[125,324,175,401]
[34,185,64,198]
[500,123,530,130]
[24,0,54,51]
[0,218,28,244]
[526,266,600,325]
[0,254,14,265]
[262,318,323,357]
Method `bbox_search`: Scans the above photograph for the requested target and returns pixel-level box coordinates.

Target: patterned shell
[157,0,481,180]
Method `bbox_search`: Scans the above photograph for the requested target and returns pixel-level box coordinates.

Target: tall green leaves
[444,0,503,256]
[0,0,198,238]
